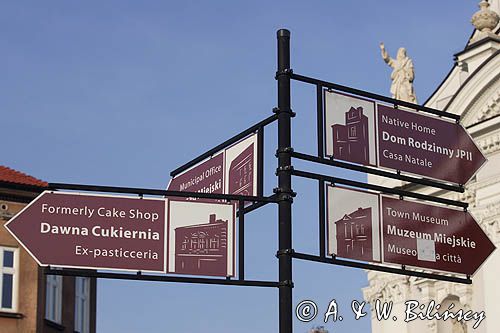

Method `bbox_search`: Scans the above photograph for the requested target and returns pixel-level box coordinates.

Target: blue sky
[1,1,478,332]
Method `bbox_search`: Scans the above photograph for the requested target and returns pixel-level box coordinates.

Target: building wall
[364,3,500,332]
[0,198,40,333]
[0,191,97,333]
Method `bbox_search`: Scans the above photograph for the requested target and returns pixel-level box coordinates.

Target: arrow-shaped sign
[377,104,486,185]
[327,185,495,276]
[324,91,487,185]
[381,196,495,275]
[5,191,167,272]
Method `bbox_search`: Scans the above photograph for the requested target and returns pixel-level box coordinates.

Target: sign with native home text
[327,185,495,275]
[324,91,487,184]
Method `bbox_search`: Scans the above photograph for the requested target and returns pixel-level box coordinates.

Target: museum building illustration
[335,207,373,262]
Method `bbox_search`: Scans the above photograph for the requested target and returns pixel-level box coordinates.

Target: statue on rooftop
[379,43,417,104]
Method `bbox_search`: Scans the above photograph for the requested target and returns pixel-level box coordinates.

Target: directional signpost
[327,185,495,276]
[325,91,487,184]
[3,29,497,333]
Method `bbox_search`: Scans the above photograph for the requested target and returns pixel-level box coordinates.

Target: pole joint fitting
[273,187,296,197]
[275,147,294,157]
[276,248,295,258]
[275,165,294,175]
[272,107,296,117]
[276,193,294,203]
[274,68,293,79]
[278,280,294,288]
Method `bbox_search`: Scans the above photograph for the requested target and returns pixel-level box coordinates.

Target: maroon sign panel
[327,185,495,276]
[167,133,258,202]
[5,191,166,272]
[167,152,224,203]
[382,196,495,275]
[378,105,486,184]
[324,91,487,185]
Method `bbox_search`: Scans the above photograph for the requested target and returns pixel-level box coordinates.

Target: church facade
[363,1,500,332]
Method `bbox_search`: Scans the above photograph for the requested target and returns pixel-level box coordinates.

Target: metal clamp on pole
[278,280,295,288]
[273,187,297,202]
[273,187,297,195]
[276,248,295,258]
[275,165,294,175]
[272,107,296,117]
[275,147,294,157]
[275,68,293,79]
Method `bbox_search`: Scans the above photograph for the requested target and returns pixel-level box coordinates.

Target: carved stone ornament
[363,275,409,306]
[471,1,500,34]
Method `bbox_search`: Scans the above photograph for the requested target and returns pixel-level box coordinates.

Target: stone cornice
[462,75,500,126]
[476,129,500,154]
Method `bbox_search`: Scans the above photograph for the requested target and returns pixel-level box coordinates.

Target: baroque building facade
[363,1,500,333]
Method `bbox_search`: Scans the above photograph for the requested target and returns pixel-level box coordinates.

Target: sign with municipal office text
[327,185,495,275]
[167,133,259,202]
[324,91,487,184]
[5,191,236,277]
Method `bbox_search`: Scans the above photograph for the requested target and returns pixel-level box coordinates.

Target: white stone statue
[379,42,417,104]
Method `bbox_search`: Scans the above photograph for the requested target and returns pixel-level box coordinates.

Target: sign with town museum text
[324,91,487,184]
[327,185,495,275]
[167,133,259,201]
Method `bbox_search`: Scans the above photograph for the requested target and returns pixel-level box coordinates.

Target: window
[45,274,62,323]
[349,126,357,137]
[0,246,19,312]
[74,277,90,333]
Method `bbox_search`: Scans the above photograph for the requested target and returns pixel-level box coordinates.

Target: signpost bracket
[48,183,280,204]
[291,169,469,209]
[278,280,294,288]
[276,248,295,258]
[44,268,280,288]
[291,252,473,285]
[275,147,294,157]
[290,151,465,193]
[169,114,278,177]
[275,68,293,79]
[272,107,296,117]
[290,72,461,121]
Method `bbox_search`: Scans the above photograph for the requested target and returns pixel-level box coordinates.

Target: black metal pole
[316,85,324,157]
[318,180,326,257]
[276,28,293,333]
[238,200,245,281]
[257,127,264,197]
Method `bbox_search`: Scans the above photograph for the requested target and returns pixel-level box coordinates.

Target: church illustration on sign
[174,213,228,276]
[332,106,370,165]
[335,207,373,262]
